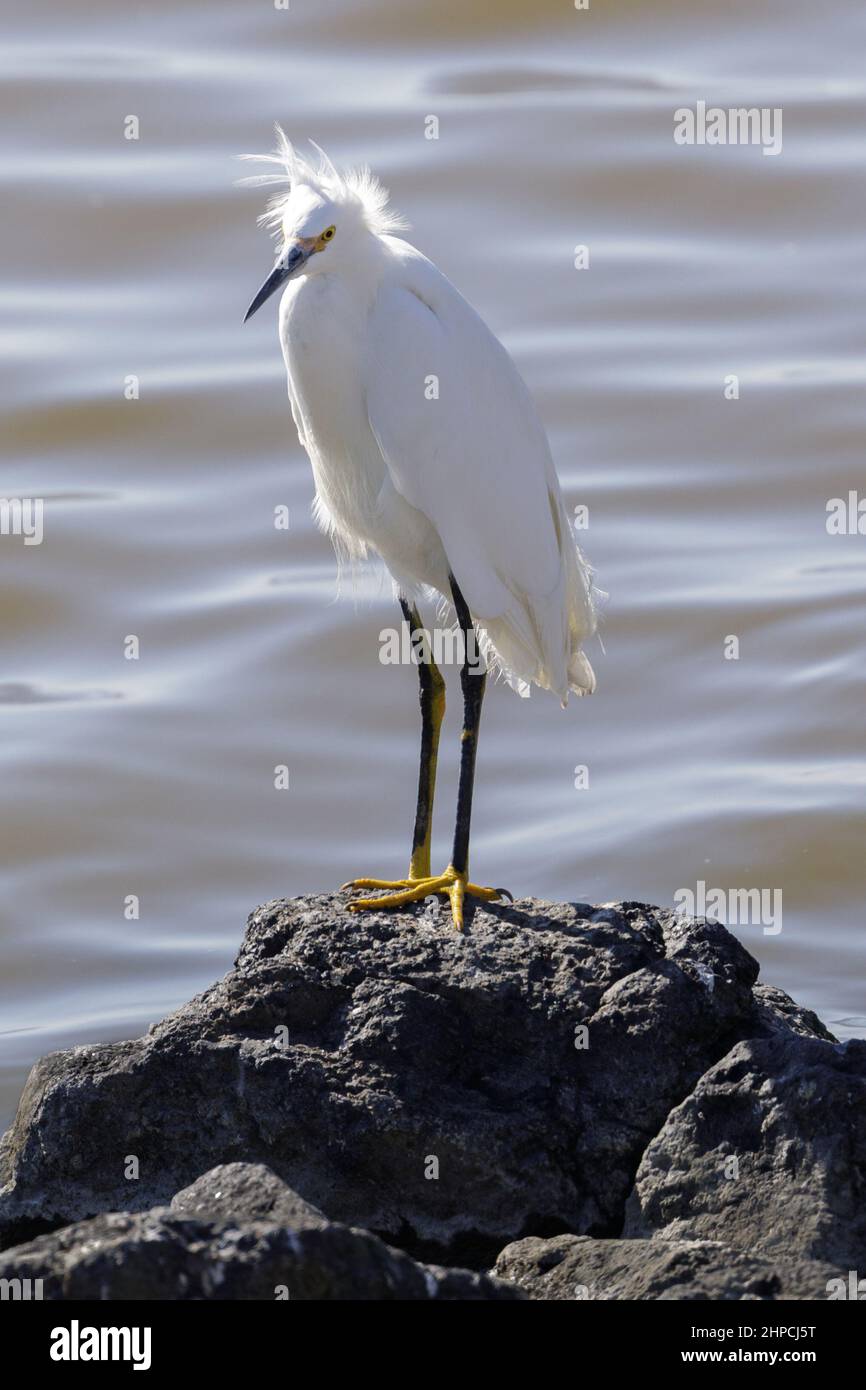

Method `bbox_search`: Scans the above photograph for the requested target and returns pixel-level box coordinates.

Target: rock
[171,1162,326,1230]
[2,896,858,1303]
[625,1033,866,1270]
[0,896,834,1259]
[494,1233,843,1301]
[0,1164,521,1300]
[752,983,837,1043]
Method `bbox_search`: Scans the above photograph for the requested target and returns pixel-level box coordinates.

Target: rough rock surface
[1,893,857,1300]
[0,1163,520,1300]
[494,1234,843,1301]
[751,983,837,1043]
[624,1033,866,1270]
[0,894,812,1257]
[171,1162,327,1230]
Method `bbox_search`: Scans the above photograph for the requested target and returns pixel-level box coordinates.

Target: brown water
[2,0,865,1130]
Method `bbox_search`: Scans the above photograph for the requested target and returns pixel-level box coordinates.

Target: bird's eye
[321,226,336,242]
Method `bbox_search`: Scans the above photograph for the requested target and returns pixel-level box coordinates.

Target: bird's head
[241,129,408,322]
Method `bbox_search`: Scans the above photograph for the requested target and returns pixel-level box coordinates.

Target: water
[2,0,864,1131]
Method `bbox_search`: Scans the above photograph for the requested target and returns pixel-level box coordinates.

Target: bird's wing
[286,378,308,450]
[365,262,563,623]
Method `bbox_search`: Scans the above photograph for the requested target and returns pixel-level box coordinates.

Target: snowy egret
[243,132,597,930]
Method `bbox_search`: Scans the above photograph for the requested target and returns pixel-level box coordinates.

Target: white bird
[243,131,597,930]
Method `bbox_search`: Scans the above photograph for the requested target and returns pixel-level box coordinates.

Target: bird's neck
[330,233,390,309]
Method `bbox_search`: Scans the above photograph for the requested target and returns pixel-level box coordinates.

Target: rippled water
[2,0,865,1129]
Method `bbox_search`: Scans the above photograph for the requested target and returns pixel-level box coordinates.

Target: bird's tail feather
[479,499,598,703]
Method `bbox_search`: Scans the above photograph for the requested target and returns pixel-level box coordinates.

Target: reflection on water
[2,0,865,1128]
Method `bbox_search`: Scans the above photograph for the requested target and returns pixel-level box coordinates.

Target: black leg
[400,599,445,880]
[448,575,486,878]
[344,581,507,932]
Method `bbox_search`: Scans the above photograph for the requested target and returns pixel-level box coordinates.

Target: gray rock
[0,1165,521,1300]
[494,1233,843,1301]
[1,895,796,1256]
[752,983,837,1043]
[170,1162,326,1230]
[625,1033,866,1270]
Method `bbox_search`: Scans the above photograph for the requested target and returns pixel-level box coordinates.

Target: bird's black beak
[243,242,309,322]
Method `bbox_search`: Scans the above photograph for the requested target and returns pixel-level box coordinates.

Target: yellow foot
[341,867,512,932]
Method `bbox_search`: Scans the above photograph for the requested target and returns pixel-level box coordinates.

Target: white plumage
[243,132,597,704]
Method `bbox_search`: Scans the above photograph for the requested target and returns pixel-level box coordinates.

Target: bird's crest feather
[238,126,409,238]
